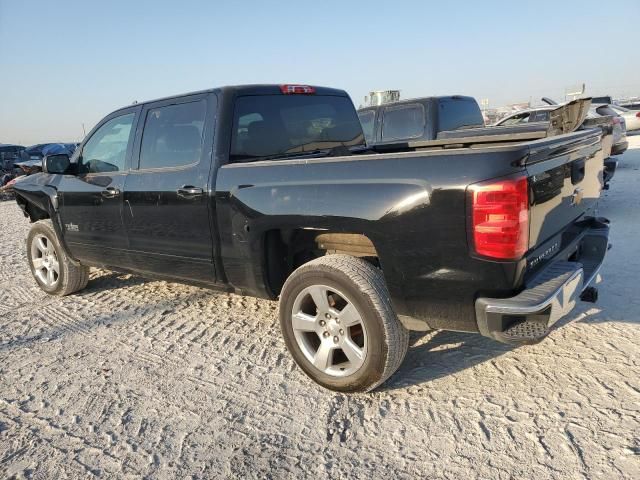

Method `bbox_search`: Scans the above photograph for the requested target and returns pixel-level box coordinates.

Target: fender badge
[65,223,79,232]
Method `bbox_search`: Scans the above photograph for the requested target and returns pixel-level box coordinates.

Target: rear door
[59,107,139,265]
[122,93,217,283]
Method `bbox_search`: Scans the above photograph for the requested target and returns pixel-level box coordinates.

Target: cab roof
[111,84,349,114]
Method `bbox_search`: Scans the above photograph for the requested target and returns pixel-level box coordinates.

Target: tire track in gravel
[0,399,128,477]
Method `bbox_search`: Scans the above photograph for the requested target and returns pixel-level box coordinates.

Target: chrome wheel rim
[31,234,59,287]
[291,285,368,377]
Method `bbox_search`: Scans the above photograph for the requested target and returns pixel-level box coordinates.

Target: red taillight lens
[279,84,316,94]
[469,176,529,260]
[636,112,640,119]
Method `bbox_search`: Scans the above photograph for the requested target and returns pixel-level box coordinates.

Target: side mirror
[43,154,70,174]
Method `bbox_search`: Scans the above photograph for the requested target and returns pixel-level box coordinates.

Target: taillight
[279,84,316,94]
[469,176,529,260]
[636,112,640,118]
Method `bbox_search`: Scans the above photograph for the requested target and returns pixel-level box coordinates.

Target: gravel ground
[1,138,639,479]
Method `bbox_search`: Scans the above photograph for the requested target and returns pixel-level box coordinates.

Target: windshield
[230,95,364,162]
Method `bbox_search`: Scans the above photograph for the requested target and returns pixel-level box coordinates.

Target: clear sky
[1,0,639,145]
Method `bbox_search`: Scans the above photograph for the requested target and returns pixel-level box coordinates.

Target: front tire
[279,255,408,392]
[26,220,89,296]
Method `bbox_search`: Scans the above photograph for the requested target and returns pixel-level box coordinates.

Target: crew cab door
[122,93,217,283]
[58,107,139,265]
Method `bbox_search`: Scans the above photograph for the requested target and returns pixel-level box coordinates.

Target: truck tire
[279,254,409,392]
[26,219,89,296]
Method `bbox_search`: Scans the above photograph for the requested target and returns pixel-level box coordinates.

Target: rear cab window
[437,97,484,131]
[230,94,364,162]
[381,103,425,142]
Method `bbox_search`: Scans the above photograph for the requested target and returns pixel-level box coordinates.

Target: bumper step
[501,319,550,342]
[475,221,609,345]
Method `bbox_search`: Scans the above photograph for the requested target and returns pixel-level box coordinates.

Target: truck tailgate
[525,128,610,265]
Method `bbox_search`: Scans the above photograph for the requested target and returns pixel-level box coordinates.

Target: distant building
[363,90,400,107]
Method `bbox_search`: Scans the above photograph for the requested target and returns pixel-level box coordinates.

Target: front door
[59,108,139,266]
[123,94,216,283]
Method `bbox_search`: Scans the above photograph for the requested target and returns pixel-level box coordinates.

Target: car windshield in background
[230,95,365,162]
[437,97,485,131]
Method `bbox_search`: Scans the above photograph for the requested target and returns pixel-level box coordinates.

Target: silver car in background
[608,105,640,132]
[589,104,628,154]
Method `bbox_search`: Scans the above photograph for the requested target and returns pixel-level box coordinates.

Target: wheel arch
[15,185,80,264]
[262,228,380,298]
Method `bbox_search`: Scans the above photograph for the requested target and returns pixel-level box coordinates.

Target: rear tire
[279,254,408,392]
[26,220,89,296]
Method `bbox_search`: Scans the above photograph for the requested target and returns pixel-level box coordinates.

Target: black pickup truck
[357,95,594,146]
[14,84,611,392]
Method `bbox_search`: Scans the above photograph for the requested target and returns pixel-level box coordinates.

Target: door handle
[101,187,121,198]
[177,186,204,198]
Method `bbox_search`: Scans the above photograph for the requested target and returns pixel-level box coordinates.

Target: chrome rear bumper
[475,221,609,344]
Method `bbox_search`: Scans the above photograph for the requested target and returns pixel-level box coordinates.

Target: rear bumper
[475,219,609,344]
[611,141,628,156]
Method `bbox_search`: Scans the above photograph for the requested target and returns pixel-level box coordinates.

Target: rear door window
[437,97,484,131]
[230,95,364,162]
[357,110,376,144]
[139,100,206,170]
[381,103,425,142]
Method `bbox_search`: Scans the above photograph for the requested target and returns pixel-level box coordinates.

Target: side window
[501,112,531,126]
[139,100,206,170]
[81,113,135,173]
[358,110,376,144]
[530,111,550,122]
[381,104,425,142]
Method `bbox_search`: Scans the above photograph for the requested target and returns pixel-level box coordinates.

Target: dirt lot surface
[1,138,639,479]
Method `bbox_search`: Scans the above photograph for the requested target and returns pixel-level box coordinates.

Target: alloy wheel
[291,285,368,377]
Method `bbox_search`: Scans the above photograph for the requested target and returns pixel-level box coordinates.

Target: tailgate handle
[571,159,586,184]
[177,186,203,198]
